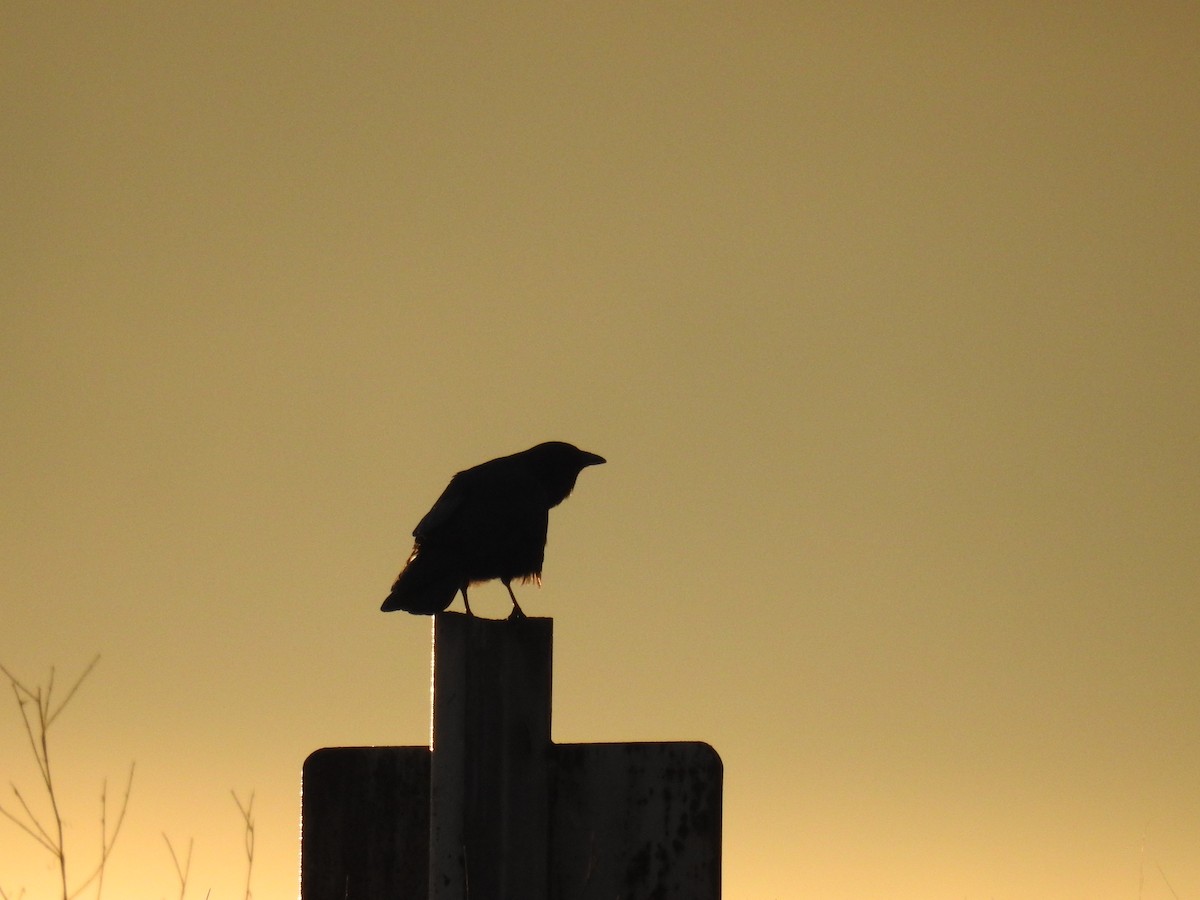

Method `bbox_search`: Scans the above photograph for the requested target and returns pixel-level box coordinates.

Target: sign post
[302,613,721,899]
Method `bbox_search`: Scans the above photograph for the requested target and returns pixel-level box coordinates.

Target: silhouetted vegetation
[0,657,132,900]
[1,658,255,900]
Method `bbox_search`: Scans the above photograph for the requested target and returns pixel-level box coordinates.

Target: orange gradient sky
[3,4,1198,898]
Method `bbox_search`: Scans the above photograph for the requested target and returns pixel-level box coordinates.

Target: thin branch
[44,667,56,711]
[163,832,194,900]
[1156,861,1180,900]
[36,693,68,900]
[45,655,99,728]
[67,762,134,900]
[232,790,255,900]
[0,803,54,855]
[0,664,38,703]
[11,687,49,789]
[95,777,111,900]
[0,659,130,900]
[2,784,57,853]
[3,673,62,874]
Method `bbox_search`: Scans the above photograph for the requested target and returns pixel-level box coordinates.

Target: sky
[2,3,1198,897]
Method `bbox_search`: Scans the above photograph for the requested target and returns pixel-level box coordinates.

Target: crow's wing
[412,472,468,540]
[413,459,551,580]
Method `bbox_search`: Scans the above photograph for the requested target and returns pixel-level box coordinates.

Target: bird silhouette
[381,441,605,618]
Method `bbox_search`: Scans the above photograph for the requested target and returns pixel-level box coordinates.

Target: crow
[381,441,606,619]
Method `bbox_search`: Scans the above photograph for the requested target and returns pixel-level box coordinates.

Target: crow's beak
[581,451,606,467]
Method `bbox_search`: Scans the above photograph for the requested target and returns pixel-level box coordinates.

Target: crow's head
[523,441,605,507]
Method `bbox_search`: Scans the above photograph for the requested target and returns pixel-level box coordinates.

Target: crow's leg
[503,580,527,620]
[460,585,474,617]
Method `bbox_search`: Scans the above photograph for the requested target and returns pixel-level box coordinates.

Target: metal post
[428,612,553,900]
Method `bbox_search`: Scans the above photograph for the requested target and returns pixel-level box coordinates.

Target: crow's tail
[380,545,462,615]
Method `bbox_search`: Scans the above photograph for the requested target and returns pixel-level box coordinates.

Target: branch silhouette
[0,657,133,900]
[163,833,194,900]
[232,790,255,900]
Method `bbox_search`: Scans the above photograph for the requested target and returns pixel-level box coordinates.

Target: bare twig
[39,694,68,899]
[45,657,100,729]
[0,658,132,900]
[1156,861,1181,900]
[2,785,56,853]
[1137,824,1147,899]
[68,763,135,900]
[163,833,194,900]
[231,790,255,900]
